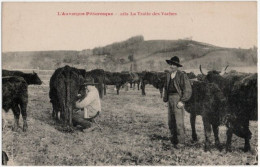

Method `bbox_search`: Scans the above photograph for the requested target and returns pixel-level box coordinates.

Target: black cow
[122,72,141,90]
[186,72,197,79]
[141,71,166,98]
[224,73,257,152]
[2,70,42,85]
[199,65,257,152]
[2,76,28,131]
[185,80,226,151]
[104,71,132,95]
[49,65,86,126]
[2,151,8,165]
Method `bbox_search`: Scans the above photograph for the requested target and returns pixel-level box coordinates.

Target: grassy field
[2,82,258,165]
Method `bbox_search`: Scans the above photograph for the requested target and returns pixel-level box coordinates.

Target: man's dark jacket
[163,70,192,103]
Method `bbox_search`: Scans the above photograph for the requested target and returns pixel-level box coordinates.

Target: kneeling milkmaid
[163,56,192,148]
[75,77,101,119]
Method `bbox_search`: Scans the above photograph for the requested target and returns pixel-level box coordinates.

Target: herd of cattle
[2,65,258,156]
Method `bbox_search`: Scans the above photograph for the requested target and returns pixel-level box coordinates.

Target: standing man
[163,56,192,148]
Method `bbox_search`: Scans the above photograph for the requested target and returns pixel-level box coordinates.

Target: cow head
[186,72,196,79]
[199,65,228,83]
[29,72,42,85]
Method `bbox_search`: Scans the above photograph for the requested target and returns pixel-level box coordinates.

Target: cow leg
[96,84,103,99]
[240,123,252,152]
[137,83,140,90]
[60,100,66,122]
[202,116,212,152]
[11,104,20,131]
[141,83,146,96]
[226,127,233,152]
[130,82,133,88]
[244,135,251,152]
[52,109,55,118]
[100,83,104,99]
[190,113,198,142]
[159,88,163,98]
[243,120,252,152]
[104,84,107,95]
[20,101,28,132]
[116,85,120,95]
[51,103,58,119]
[212,123,221,151]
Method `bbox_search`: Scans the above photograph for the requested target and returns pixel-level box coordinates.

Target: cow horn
[224,65,229,71]
[220,65,229,75]
[199,65,206,75]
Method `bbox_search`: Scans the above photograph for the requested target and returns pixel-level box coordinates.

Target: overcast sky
[2,2,257,52]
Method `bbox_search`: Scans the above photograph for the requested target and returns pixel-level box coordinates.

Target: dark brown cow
[49,65,86,126]
[186,72,197,79]
[104,71,132,95]
[2,76,28,131]
[141,71,166,98]
[128,72,141,90]
[185,80,226,151]
[199,65,257,152]
[2,69,42,85]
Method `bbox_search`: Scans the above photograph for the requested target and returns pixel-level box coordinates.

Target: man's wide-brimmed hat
[166,56,183,67]
[82,77,99,86]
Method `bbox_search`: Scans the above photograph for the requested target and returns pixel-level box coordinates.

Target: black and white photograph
[1,1,258,165]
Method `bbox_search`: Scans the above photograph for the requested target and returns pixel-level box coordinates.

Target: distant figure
[163,56,192,149]
[75,77,101,119]
[2,151,9,165]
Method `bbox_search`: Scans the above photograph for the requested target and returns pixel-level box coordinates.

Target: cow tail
[64,79,70,126]
[67,78,72,126]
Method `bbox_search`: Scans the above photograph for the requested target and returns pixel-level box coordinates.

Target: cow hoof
[23,125,28,132]
[216,144,222,151]
[12,126,18,132]
[215,141,222,151]
[244,146,251,152]
[204,146,210,152]
[226,147,232,153]
[192,135,198,142]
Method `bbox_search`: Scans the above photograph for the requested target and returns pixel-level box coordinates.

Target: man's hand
[177,101,184,109]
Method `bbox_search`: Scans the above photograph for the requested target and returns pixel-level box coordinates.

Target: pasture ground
[2,83,258,165]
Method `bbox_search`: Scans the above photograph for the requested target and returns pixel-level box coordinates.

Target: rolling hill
[2,35,257,72]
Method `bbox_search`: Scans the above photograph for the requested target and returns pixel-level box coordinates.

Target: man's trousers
[168,93,185,145]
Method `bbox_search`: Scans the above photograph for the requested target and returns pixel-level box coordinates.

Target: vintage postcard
[1,1,258,166]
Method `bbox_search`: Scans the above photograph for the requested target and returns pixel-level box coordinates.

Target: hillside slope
[2,36,257,71]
